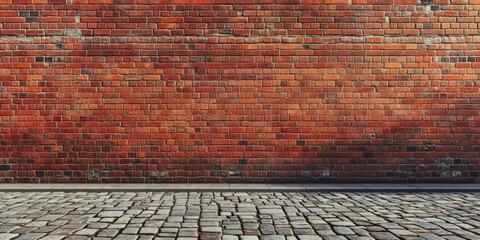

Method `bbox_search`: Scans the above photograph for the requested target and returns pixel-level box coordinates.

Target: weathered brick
[0,1,478,183]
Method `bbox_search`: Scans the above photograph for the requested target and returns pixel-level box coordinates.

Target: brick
[394,0,415,3]
[385,63,401,68]
[324,0,349,3]
[302,0,323,3]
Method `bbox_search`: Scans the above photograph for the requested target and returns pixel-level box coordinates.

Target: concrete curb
[0,184,479,192]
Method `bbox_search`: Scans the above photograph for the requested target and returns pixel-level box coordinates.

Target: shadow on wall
[299,133,480,183]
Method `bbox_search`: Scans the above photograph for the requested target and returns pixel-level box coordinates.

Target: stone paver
[0,233,19,240]
[0,192,479,239]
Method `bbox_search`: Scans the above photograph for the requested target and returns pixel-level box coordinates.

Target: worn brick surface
[0,1,479,183]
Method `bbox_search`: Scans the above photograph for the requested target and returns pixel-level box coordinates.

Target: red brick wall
[1,0,479,183]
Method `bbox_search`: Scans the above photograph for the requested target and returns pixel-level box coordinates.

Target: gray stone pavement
[1,192,479,240]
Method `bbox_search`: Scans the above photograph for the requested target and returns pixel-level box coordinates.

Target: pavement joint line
[0,184,479,192]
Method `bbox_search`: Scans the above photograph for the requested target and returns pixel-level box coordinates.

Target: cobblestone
[0,192,479,239]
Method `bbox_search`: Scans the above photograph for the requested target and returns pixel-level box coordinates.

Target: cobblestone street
[0,192,479,240]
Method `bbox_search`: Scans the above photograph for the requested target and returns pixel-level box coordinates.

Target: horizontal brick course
[0,1,479,183]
